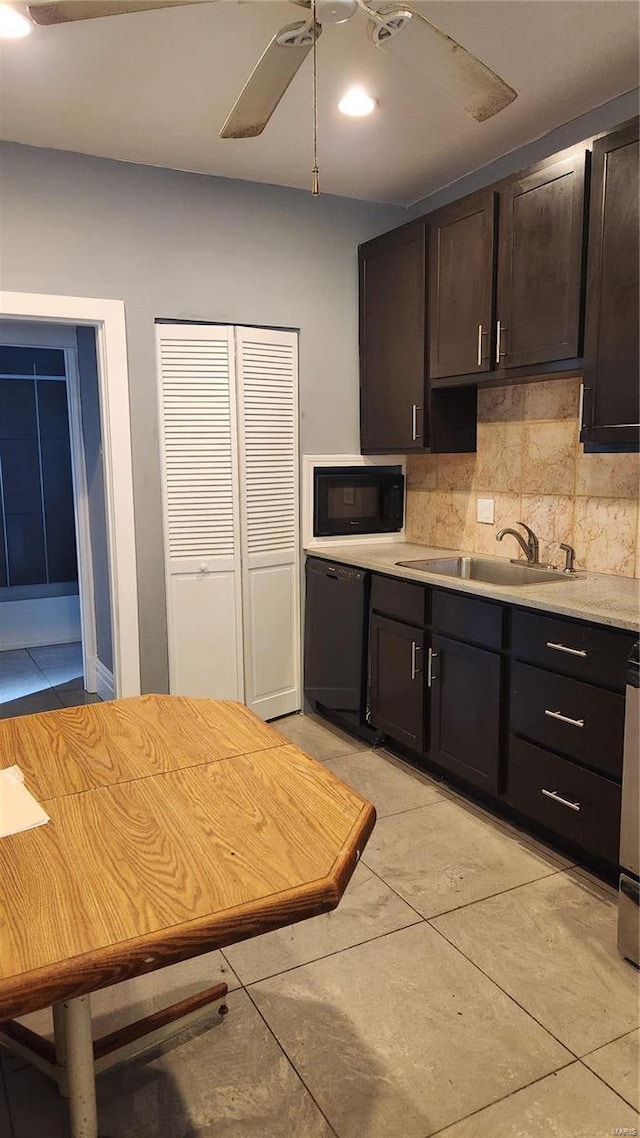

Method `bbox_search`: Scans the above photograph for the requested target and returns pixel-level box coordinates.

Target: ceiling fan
[26,0,517,138]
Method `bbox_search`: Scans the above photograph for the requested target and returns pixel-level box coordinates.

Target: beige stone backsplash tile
[415,380,638,576]
[521,418,577,496]
[436,451,477,492]
[575,446,640,500]
[519,495,575,566]
[573,496,638,576]
[475,420,523,493]
[406,453,437,490]
[435,490,474,550]
[405,489,437,545]
[473,494,523,557]
[478,384,524,423]
[523,378,581,421]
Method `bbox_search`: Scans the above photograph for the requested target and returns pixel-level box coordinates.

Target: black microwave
[313,466,404,537]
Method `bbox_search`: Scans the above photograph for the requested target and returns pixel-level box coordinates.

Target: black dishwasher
[304,557,376,742]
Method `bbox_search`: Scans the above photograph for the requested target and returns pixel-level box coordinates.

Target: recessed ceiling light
[0,4,31,38]
[338,87,377,118]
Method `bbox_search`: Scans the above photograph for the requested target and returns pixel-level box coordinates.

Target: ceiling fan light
[0,3,31,37]
[338,86,377,117]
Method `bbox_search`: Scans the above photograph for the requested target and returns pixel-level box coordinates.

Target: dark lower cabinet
[581,118,639,448]
[353,567,632,872]
[429,633,502,794]
[369,613,426,752]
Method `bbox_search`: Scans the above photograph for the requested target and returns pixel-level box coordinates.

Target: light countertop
[305,541,640,634]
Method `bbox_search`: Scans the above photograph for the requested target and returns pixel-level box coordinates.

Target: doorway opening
[0,292,140,712]
[0,324,113,717]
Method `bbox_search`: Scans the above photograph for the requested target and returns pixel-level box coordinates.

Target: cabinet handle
[495,320,506,364]
[477,323,484,367]
[411,404,422,442]
[427,647,438,688]
[410,641,422,681]
[546,641,587,658]
[544,709,584,728]
[541,788,581,812]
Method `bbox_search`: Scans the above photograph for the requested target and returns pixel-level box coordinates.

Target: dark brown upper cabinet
[495,150,588,371]
[359,219,427,453]
[428,190,497,380]
[581,118,639,449]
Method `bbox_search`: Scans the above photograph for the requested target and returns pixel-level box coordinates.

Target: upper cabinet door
[359,220,426,452]
[581,119,639,448]
[496,151,587,370]
[428,190,496,379]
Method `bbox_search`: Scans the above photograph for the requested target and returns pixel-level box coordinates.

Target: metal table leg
[61,996,98,1138]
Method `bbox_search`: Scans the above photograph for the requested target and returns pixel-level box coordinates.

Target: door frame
[0,291,140,698]
[64,347,98,693]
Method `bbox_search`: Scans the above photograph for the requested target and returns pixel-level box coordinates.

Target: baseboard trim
[95,659,115,701]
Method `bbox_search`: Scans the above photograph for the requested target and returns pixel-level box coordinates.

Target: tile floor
[0,643,101,718]
[1,711,639,1137]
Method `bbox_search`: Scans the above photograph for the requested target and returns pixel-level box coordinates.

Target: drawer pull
[541,788,581,812]
[546,641,587,658]
[544,709,585,728]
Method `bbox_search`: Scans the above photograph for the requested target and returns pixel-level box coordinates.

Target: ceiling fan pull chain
[312,0,319,195]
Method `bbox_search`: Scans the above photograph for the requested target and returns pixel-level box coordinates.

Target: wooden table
[0,696,375,1138]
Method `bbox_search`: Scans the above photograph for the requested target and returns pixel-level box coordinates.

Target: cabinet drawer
[371,574,429,626]
[511,609,635,692]
[507,736,621,865]
[511,662,624,779]
[432,589,503,650]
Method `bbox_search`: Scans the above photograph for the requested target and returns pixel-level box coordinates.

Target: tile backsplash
[406,379,640,578]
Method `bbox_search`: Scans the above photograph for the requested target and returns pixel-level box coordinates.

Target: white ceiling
[0,0,638,205]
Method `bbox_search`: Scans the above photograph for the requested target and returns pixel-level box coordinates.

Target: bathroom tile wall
[406,379,640,577]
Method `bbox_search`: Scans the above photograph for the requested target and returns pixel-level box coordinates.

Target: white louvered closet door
[236,327,301,719]
[156,325,243,699]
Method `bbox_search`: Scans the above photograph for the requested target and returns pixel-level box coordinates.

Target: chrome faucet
[496,521,540,564]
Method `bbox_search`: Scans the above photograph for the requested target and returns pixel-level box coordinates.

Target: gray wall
[76,326,113,673]
[0,143,401,691]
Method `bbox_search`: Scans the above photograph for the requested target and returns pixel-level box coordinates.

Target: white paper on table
[0,765,50,838]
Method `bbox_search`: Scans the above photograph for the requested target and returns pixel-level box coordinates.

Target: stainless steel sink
[396,557,576,586]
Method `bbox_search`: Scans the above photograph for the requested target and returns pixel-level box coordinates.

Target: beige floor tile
[271,712,365,762]
[324,749,447,818]
[432,871,640,1055]
[582,1029,640,1110]
[223,862,420,984]
[7,990,334,1138]
[440,789,573,870]
[250,923,570,1138]
[432,1062,639,1138]
[18,949,240,1041]
[362,798,564,917]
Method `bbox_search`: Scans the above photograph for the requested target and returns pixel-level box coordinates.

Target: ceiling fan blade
[27,1,206,25]
[220,19,321,140]
[369,6,516,122]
